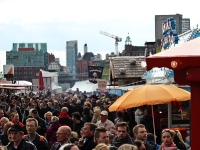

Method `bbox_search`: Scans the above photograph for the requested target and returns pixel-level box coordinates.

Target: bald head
[0,117,9,129]
[56,126,71,144]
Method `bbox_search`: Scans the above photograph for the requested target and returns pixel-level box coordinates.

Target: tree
[0,72,3,80]
[102,68,109,80]
[156,46,162,53]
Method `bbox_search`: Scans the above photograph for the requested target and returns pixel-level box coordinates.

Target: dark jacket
[58,112,73,128]
[0,133,9,146]
[145,141,156,150]
[35,117,47,136]
[23,133,49,150]
[46,122,61,147]
[80,135,96,150]
[112,135,132,148]
[7,139,37,150]
[50,142,61,150]
[140,115,154,133]
[72,120,84,137]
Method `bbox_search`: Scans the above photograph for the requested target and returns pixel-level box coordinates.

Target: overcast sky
[0,0,199,72]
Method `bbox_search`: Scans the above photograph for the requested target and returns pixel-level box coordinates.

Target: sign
[88,66,104,83]
[98,79,107,90]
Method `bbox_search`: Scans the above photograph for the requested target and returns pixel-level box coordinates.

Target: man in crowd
[79,123,97,150]
[7,124,37,150]
[0,117,9,134]
[32,109,47,136]
[50,126,72,150]
[72,112,84,137]
[24,118,49,150]
[112,122,132,148]
[96,110,115,132]
[133,124,155,150]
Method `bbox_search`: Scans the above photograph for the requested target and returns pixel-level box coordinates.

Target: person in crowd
[93,143,109,150]
[58,107,73,128]
[112,122,132,148]
[159,129,178,150]
[71,99,83,116]
[24,118,49,150]
[62,98,72,116]
[140,108,153,134]
[50,126,72,150]
[53,100,61,112]
[135,107,144,124]
[133,140,146,150]
[91,108,101,124]
[0,146,8,150]
[0,117,9,134]
[82,107,92,123]
[10,112,24,127]
[44,111,53,129]
[59,143,79,150]
[72,112,84,137]
[71,131,79,138]
[0,122,13,146]
[6,124,37,150]
[32,109,47,136]
[39,100,52,119]
[22,102,35,124]
[133,124,155,150]
[96,111,115,132]
[173,130,187,150]
[79,123,97,150]
[118,144,138,150]
[147,133,160,150]
[114,111,124,124]
[46,116,61,148]
[70,137,79,146]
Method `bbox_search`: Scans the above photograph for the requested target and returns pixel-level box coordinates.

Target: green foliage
[0,72,3,80]
[156,46,162,53]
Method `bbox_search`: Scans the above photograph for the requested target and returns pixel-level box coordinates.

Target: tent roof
[72,80,98,92]
[40,69,58,77]
[147,37,200,70]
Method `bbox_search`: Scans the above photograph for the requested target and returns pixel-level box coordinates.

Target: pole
[168,103,172,128]
[151,105,156,143]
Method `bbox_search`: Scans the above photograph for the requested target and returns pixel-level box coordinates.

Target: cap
[101,110,108,116]
[32,109,38,114]
[9,124,23,133]
[51,116,59,123]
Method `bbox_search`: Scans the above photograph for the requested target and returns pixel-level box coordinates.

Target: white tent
[72,80,98,92]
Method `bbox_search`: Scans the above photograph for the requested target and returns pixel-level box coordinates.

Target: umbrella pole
[151,105,156,143]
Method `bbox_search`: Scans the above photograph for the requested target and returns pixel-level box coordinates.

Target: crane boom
[100,31,122,55]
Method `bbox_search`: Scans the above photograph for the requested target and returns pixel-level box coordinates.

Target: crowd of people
[0,90,188,150]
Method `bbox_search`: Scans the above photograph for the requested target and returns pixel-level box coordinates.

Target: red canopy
[146,37,200,149]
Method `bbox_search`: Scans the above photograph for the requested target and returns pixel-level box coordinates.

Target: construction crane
[100,31,122,55]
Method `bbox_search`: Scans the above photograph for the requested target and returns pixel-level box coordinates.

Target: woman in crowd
[93,143,109,150]
[159,129,178,150]
[173,130,187,150]
[46,116,60,148]
[118,144,138,150]
[91,107,101,124]
[10,112,24,126]
[44,111,52,129]
[0,122,14,146]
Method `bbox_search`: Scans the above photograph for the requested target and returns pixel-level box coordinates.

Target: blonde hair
[71,131,78,138]
[26,118,38,126]
[91,108,101,123]
[44,111,52,119]
[3,122,14,135]
[118,144,138,150]
[93,143,109,150]
[0,146,8,150]
[175,130,186,146]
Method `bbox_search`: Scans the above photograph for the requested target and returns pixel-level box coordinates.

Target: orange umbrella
[109,84,190,112]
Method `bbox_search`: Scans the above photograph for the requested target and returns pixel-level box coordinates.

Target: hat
[51,116,59,123]
[32,109,38,114]
[9,124,23,133]
[101,110,108,116]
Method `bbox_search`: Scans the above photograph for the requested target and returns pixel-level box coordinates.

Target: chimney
[84,43,87,54]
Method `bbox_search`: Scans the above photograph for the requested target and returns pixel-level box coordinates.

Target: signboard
[98,79,107,90]
[3,64,14,75]
[88,66,104,83]
[161,17,178,49]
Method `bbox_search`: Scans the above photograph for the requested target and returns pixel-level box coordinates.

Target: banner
[98,79,107,90]
[88,66,104,83]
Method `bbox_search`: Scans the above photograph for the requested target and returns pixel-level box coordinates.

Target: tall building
[66,40,78,74]
[155,14,190,40]
[6,43,54,82]
[182,18,190,33]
